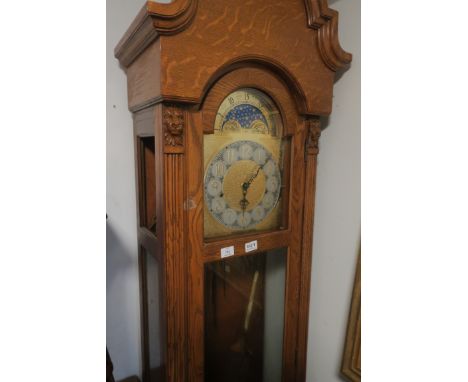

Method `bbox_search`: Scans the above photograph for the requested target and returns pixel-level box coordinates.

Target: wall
[306,0,361,381]
[107,1,144,380]
[107,2,171,380]
[106,0,360,380]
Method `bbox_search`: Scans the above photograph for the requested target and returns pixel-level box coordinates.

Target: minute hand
[245,166,261,187]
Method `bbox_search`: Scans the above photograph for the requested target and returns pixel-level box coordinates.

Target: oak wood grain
[127,41,162,111]
[160,104,188,382]
[117,1,352,381]
[185,109,205,381]
[203,230,290,262]
[116,0,351,115]
[296,118,321,380]
[159,0,334,115]
[281,121,308,381]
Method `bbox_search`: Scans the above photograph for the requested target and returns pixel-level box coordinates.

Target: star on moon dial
[204,140,281,230]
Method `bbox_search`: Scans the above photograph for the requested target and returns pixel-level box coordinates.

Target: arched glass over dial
[204,88,288,239]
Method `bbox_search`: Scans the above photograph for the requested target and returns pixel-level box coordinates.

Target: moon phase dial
[204,140,281,230]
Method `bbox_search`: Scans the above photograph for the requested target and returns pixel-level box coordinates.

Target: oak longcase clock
[114,1,351,381]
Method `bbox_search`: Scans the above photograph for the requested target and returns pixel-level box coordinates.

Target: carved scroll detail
[304,0,352,71]
[163,105,185,148]
[148,0,198,36]
[306,118,322,155]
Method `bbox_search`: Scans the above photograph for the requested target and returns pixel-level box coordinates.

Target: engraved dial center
[223,160,266,212]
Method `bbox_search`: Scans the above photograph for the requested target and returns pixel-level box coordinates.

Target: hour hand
[240,183,250,211]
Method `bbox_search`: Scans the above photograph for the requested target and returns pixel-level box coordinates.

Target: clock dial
[204,140,281,230]
[204,88,288,238]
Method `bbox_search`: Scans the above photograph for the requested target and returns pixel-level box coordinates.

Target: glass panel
[203,88,290,239]
[144,249,163,380]
[204,249,286,382]
[138,136,157,234]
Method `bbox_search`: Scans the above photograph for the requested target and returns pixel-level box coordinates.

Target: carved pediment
[116,0,350,71]
[115,0,352,115]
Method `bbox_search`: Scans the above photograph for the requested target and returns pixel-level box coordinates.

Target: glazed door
[204,248,287,382]
[186,67,310,382]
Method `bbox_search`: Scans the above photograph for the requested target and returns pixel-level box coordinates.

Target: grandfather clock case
[115,1,351,381]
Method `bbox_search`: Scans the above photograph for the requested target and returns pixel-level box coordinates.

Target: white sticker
[221,246,235,258]
[245,240,258,253]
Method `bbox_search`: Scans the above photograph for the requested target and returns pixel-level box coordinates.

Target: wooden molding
[304,0,352,71]
[161,104,188,380]
[342,252,361,382]
[162,152,187,381]
[114,6,159,69]
[147,0,198,35]
[115,0,198,67]
[295,117,321,380]
[201,66,301,136]
[199,55,309,116]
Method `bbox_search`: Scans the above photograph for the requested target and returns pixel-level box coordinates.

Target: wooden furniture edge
[341,251,361,381]
[114,0,198,68]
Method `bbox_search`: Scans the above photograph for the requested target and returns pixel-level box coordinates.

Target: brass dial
[204,140,281,230]
[204,88,285,238]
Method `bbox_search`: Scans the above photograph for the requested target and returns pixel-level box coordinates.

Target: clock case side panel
[185,65,322,381]
[133,106,168,382]
[133,103,191,382]
[127,40,163,112]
